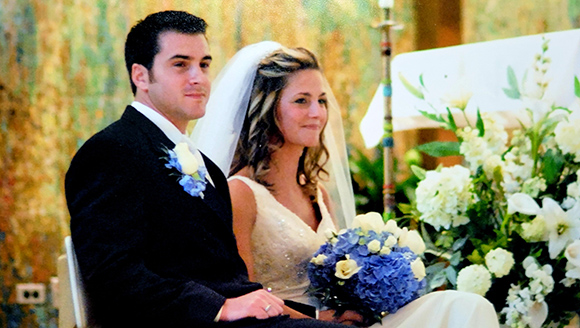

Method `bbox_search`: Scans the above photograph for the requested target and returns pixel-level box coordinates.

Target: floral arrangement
[164,142,208,198]
[400,38,580,327]
[307,212,427,324]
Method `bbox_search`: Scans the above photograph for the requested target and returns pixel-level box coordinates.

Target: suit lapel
[200,153,232,225]
[121,106,232,225]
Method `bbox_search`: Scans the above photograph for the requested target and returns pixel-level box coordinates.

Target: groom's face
[144,32,212,132]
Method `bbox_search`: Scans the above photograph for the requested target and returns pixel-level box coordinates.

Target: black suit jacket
[66,106,262,327]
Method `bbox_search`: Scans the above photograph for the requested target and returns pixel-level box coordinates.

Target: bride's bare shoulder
[228,167,254,201]
[228,168,258,224]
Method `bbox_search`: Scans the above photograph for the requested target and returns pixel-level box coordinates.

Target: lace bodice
[229,176,336,305]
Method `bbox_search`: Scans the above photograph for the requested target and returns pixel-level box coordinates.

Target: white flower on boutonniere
[164,142,208,198]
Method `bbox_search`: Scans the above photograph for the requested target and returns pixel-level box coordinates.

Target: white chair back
[57,254,75,328]
[61,236,89,328]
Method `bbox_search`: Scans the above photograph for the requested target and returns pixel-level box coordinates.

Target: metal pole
[376,1,397,219]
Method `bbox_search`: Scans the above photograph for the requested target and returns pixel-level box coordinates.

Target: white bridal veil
[190,41,356,228]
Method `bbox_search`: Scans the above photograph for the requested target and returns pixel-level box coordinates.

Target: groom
[65,10,347,328]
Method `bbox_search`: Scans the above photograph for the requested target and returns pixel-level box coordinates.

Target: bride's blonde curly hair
[230,47,329,199]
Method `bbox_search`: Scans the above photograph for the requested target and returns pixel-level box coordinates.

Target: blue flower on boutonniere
[164,142,208,198]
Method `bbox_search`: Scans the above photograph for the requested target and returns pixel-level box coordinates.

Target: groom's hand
[219,289,284,321]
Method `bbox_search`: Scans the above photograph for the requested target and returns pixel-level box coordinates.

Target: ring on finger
[264,304,272,312]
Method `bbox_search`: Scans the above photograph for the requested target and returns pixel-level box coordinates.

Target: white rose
[173,142,199,175]
[324,228,337,241]
[379,246,392,255]
[384,220,399,234]
[380,236,397,255]
[384,235,397,248]
[485,248,515,278]
[565,240,580,267]
[410,258,426,280]
[367,239,381,253]
[335,257,361,279]
[352,212,385,232]
[310,254,328,266]
[456,264,492,296]
[398,229,426,255]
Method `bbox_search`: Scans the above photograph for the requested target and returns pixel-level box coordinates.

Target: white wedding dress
[230,176,500,328]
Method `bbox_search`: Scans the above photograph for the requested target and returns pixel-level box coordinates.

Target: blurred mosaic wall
[0,0,577,326]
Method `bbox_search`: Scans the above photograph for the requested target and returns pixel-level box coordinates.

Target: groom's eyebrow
[170,54,213,61]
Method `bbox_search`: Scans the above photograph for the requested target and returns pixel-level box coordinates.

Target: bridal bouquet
[400,38,580,327]
[307,212,427,324]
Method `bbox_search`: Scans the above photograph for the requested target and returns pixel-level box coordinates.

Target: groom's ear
[131,63,150,92]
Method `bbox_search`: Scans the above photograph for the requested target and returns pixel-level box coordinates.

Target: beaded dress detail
[229,176,335,306]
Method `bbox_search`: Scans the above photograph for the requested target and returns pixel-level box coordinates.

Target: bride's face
[276,69,328,148]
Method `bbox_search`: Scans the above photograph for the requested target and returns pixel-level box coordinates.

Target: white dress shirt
[131,101,214,186]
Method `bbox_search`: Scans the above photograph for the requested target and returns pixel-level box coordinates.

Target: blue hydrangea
[307,225,426,323]
[164,148,207,198]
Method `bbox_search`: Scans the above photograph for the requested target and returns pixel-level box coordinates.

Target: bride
[191,41,500,327]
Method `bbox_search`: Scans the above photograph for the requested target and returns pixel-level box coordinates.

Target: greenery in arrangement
[350,145,422,219]
[400,39,580,327]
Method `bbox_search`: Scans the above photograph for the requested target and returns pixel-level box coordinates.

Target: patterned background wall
[0,0,577,326]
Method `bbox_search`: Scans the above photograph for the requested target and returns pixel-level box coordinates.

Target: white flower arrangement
[401,38,580,327]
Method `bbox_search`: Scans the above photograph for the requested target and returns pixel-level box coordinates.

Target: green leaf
[419,222,436,249]
[419,74,426,89]
[429,270,448,289]
[446,107,457,132]
[426,262,447,275]
[503,66,521,99]
[542,38,550,52]
[466,249,484,264]
[410,165,426,180]
[481,244,493,254]
[542,149,565,185]
[436,234,454,249]
[418,110,445,123]
[399,72,424,99]
[452,237,468,252]
[502,87,520,99]
[416,141,461,157]
[475,108,485,137]
[445,266,457,286]
[398,203,414,215]
[449,252,462,266]
[575,76,580,98]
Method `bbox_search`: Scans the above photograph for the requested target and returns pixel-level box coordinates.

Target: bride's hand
[318,309,366,326]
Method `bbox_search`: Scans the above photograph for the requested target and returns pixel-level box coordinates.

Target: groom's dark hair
[124,10,207,95]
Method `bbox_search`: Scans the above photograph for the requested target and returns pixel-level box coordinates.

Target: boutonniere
[163,142,208,198]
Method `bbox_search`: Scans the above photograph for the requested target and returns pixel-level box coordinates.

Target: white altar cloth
[361,29,580,148]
